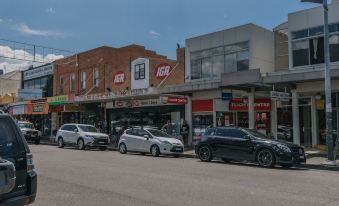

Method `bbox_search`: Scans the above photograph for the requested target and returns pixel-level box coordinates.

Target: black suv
[195,127,306,168]
[0,113,37,206]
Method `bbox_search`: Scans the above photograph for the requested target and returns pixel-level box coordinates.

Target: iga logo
[113,71,126,85]
[154,63,172,80]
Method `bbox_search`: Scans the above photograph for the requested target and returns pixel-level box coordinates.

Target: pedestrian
[181,120,189,145]
[163,120,173,135]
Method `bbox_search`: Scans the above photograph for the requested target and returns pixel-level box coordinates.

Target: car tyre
[34,137,40,145]
[280,164,293,168]
[257,149,276,168]
[58,137,64,148]
[119,143,127,154]
[151,145,160,157]
[99,147,107,151]
[198,145,213,162]
[77,139,85,150]
[222,158,232,163]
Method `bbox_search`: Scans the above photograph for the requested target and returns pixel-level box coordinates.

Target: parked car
[0,113,37,206]
[18,121,41,144]
[118,127,184,157]
[195,127,306,168]
[55,124,109,151]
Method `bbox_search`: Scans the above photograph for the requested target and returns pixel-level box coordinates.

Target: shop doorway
[299,98,312,147]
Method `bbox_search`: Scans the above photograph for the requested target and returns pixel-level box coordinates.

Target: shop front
[26,99,51,136]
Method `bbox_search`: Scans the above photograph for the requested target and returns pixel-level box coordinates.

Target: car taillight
[26,153,35,172]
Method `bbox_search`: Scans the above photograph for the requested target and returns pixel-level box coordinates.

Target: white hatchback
[118,128,184,157]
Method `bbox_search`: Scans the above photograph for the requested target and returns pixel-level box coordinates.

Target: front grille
[27,131,38,136]
[292,147,304,155]
[170,146,183,153]
[93,138,108,145]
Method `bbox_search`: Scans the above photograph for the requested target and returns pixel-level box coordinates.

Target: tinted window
[228,129,247,138]
[61,125,74,131]
[215,128,230,137]
[205,128,215,136]
[0,118,19,156]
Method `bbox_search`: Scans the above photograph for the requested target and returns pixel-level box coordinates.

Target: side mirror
[0,158,16,195]
[74,129,79,133]
[143,134,150,140]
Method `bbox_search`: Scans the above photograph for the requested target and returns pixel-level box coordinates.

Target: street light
[301,0,335,165]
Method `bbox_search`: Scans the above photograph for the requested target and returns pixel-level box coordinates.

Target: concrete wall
[0,71,22,96]
[185,23,275,81]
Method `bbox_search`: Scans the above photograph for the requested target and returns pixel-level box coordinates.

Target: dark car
[195,127,306,168]
[0,113,37,206]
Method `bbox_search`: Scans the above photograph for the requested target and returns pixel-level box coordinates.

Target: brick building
[50,44,187,138]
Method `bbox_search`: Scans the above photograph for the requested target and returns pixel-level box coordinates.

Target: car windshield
[244,129,269,139]
[19,123,34,129]
[147,129,171,138]
[78,125,98,133]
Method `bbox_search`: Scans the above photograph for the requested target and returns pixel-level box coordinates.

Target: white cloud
[15,23,70,38]
[0,45,63,73]
[0,18,3,23]
[46,8,56,14]
[148,30,161,38]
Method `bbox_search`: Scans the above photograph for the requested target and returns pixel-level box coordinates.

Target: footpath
[39,136,339,171]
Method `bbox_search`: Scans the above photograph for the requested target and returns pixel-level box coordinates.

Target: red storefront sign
[192,100,213,112]
[229,99,271,111]
[154,63,172,80]
[163,96,188,104]
[113,71,126,85]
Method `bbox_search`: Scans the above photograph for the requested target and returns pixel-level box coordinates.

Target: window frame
[93,68,99,87]
[134,63,146,80]
[80,71,86,90]
[59,75,64,94]
[70,73,75,92]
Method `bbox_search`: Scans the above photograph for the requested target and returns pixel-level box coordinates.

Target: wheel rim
[199,146,211,161]
[58,139,63,147]
[120,144,126,153]
[79,140,84,149]
[258,150,273,166]
[152,146,158,156]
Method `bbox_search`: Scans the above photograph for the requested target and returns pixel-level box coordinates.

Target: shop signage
[114,99,160,108]
[32,104,44,113]
[270,91,290,102]
[23,65,53,80]
[113,71,126,85]
[160,96,188,104]
[154,63,172,80]
[18,89,43,100]
[47,94,75,105]
[221,93,233,101]
[12,105,26,115]
[229,99,271,111]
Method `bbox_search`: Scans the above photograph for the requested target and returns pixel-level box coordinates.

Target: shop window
[135,63,145,80]
[201,57,212,79]
[309,37,325,65]
[191,59,202,80]
[212,55,224,78]
[93,68,99,87]
[330,35,339,62]
[59,75,64,94]
[292,29,308,40]
[80,71,86,90]
[237,50,249,71]
[329,23,339,33]
[309,26,323,37]
[225,53,237,73]
[292,40,310,67]
[70,73,75,92]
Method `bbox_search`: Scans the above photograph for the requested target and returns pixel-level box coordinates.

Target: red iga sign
[154,63,172,80]
[166,96,188,104]
[229,99,271,111]
[113,71,126,85]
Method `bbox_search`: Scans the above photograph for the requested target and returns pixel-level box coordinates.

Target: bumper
[24,134,39,140]
[160,145,184,154]
[0,171,37,206]
[276,152,307,164]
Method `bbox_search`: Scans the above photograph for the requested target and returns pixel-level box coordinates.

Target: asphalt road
[30,145,339,206]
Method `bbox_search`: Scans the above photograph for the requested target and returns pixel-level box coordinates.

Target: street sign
[270,91,290,102]
[221,93,232,101]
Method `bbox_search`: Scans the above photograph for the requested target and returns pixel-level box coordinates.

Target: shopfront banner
[113,99,160,108]
[23,65,53,80]
[47,94,75,105]
[12,105,26,115]
[229,98,271,111]
[161,96,188,104]
[18,89,43,100]
[27,102,49,115]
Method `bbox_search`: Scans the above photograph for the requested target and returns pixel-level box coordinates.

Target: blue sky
[0,0,323,71]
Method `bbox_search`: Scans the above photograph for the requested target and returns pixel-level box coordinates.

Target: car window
[61,125,70,131]
[228,129,247,138]
[215,128,229,137]
[126,129,136,136]
[0,118,19,156]
[69,125,77,132]
[205,128,215,136]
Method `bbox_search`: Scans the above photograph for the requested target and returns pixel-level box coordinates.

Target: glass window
[70,73,75,92]
[59,75,64,93]
[191,59,202,80]
[292,29,308,40]
[237,50,249,71]
[309,26,324,37]
[78,125,97,133]
[215,128,230,137]
[225,53,237,73]
[34,78,41,89]
[228,129,247,138]
[135,63,145,80]
[201,57,212,79]
[225,42,249,53]
[40,77,47,89]
[310,37,325,65]
[0,118,19,156]
[292,40,309,67]
[329,23,339,33]
[212,55,224,78]
[93,68,99,87]
[330,35,339,62]
[80,71,86,90]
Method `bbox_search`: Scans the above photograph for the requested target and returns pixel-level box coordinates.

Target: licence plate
[99,141,104,144]
[299,155,304,159]
[176,148,182,151]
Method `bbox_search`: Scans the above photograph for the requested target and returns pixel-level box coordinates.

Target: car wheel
[280,164,293,168]
[58,137,64,148]
[77,139,85,150]
[257,149,276,168]
[99,147,107,151]
[119,143,127,154]
[222,158,232,163]
[35,137,40,145]
[198,145,213,162]
[151,145,160,157]
[173,154,180,158]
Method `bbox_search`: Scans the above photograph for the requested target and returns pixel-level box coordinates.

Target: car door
[140,130,153,152]
[210,128,234,158]
[0,116,28,200]
[68,125,78,144]
[124,129,139,151]
[132,129,148,152]
[229,129,255,160]
[60,125,72,143]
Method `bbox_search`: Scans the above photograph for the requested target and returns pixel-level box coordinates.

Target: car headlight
[276,144,291,153]
[163,141,172,146]
[85,135,95,141]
